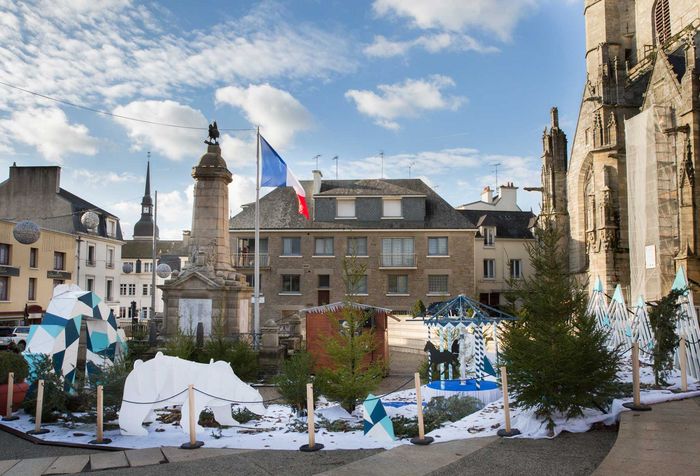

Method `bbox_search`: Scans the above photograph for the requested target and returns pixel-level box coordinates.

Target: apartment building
[458,183,535,307]
[0,219,76,326]
[229,173,477,324]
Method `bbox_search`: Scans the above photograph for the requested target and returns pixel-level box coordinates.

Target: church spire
[145,160,151,197]
[133,158,158,239]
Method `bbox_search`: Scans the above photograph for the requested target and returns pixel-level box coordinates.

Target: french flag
[260,135,310,220]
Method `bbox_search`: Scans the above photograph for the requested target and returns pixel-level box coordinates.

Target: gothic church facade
[541,0,700,302]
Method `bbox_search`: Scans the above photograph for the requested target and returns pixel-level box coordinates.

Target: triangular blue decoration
[78,292,94,308]
[42,313,68,327]
[53,350,65,374]
[672,267,689,295]
[612,285,624,304]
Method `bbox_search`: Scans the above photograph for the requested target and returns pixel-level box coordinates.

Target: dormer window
[336,199,356,218]
[653,0,671,45]
[483,227,496,247]
[382,198,402,218]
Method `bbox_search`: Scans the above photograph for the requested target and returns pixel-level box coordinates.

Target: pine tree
[647,288,684,386]
[315,255,384,412]
[501,220,620,432]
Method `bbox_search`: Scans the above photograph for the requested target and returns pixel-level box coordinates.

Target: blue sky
[0,0,585,239]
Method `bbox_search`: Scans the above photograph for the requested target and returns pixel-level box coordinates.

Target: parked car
[10,327,30,351]
[0,328,13,350]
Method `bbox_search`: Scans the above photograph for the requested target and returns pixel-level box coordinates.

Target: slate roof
[230,178,476,230]
[121,240,188,259]
[58,188,124,240]
[458,209,535,239]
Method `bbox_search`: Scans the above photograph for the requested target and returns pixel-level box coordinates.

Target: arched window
[654,0,671,45]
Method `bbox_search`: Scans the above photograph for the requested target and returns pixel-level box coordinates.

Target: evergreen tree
[315,255,384,412]
[647,288,684,386]
[501,220,620,432]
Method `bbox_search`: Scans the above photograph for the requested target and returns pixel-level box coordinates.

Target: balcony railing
[234,253,270,268]
[380,253,416,268]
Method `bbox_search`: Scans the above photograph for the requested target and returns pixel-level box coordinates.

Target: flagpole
[254,126,261,350]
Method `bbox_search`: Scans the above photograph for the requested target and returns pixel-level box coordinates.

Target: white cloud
[70,168,142,186]
[229,175,257,217]
[215,84,312,149]
[112,100,206,161]
[372,0,538,41]
[0,107,98,163]
[364,33,498,58]
[345,75,464,130]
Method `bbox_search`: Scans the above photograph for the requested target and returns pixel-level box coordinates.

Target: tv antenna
[312,154,321,170]
[408,161,416,178]
[380,151,384,179]
[492,162,502,190]
[332,156,339,179]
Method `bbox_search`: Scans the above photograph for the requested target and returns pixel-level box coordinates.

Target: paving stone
[4,457,56,476]
[43,455,90,475]
[160,447,250,463]
[125,448,166,467]
[0,460,18,474]
[89,452,129,471]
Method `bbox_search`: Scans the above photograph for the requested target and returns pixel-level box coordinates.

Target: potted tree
[0,352,29,416]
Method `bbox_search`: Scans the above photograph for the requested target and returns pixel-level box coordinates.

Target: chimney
[10,165,61,194]
[481,186,493,204]
[312,170,323,195]
[182,230,191,248]
[498,182,519,210]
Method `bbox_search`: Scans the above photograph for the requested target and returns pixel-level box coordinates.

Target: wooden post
[27,379,49,435]
[299,383,323,451]
[89,385,111,444]
[497,366,520,437]
[679,337,688,392]
[2,372,18,421]
[411,372,434,445]
[623,342,651,412]
[180,384,203,449]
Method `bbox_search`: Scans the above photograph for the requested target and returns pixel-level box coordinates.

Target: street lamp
[12,220,40,244]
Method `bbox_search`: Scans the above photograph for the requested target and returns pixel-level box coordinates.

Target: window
[28,278,36,301]
[107,219,116,238]
[29,248,38,268]
[480,292,500,307]
[0,243,10,265]
[388,275,408,294]
[87,244,96,266]
[428,237,448,256]
[381,238,415,267]
[119,307,127,318]
[142,284,150,296]
[128,284,136,296]
[106,247,114,268]
[336,199,356,218]
[282,237,301,256]
[382,198,402,218]
[281,274,301,293]
[105,279,113,301]
[314,238,334,256]
[483,227,496,246]
[141,307,149,319]
[318,274,330,288]
[428,275,448,294]
[346,275,368,295]
[347,237,368,256]
[510,259,522,279]
[483,259,495,279]
[86,277,94,292]
[245,274,263,292]
[144,262,153,273]
[0,276,8,301]
[54,252,65,270]
[120,284,128,296]
[654,0,671,45]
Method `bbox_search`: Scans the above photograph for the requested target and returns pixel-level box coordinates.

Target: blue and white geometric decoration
[24,284,127,390]
[363,394,395,442]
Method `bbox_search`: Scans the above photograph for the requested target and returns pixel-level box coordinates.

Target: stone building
[0,219,76,326]
[0,165,124,315]
[161,144,252,337]
[540,0,700,302]
[229,172,477,325]
[457,184,535,308]
[117,163,188,322]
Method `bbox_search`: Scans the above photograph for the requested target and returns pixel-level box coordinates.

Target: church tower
[540,107,568,226]
[132,161,158,240]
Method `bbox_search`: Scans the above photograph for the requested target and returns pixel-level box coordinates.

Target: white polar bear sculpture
[119,352,265,437]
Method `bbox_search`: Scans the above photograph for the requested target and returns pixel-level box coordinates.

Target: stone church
[540,0,700,302]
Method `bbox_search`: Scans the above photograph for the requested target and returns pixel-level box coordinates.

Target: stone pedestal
[259,319,284,375]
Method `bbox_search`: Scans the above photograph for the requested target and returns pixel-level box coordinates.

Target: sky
[0,0,586,240]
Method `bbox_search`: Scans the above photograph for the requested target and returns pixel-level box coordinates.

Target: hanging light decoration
[81,211,99,231]
[156,263,172,278]
[122,262,134,274]
[12,220,41,244]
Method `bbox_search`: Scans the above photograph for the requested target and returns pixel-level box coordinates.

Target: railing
[380,253,416,267]
[234,253,270,268]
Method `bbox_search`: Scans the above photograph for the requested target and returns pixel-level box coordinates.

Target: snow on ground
[2,357,698,450]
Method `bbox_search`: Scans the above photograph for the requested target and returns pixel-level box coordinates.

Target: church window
[653,0,671,45]
[584,170,595,232]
